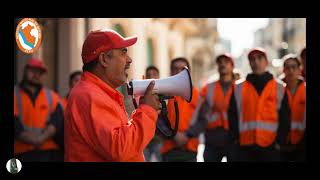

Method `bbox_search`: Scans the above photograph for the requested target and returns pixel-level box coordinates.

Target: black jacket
[228,72,291,147]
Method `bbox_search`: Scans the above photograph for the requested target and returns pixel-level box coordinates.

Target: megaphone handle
[172,99,179,136]
[160,100,168,116]
[159,98,179,136]
[132,97,138,109]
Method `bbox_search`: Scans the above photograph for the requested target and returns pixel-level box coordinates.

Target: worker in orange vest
[14,58,64,162]
[227,48,291,161]
[183,53,238,162]
[60,70,82,111]
[281,54,306,161]
[64,29,160,162]
[160,57,200,162]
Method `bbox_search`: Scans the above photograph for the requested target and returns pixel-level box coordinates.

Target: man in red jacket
[64,29,160,162]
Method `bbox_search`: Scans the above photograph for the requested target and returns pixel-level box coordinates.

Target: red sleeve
[88,96,158,161]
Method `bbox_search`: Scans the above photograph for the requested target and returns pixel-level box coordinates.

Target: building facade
[253,18,306,77]
[14,18,219,114]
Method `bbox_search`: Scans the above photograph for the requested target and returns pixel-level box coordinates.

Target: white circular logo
[6,158,22,174]
[15,18,42,54]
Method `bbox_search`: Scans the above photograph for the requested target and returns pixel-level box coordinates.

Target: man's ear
[265,58,269,66]
[98,52,110,68]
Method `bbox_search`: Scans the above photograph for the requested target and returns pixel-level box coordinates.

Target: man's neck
[220,74,233,83]
[25,84,36,94]
[253,71,267,76]
[286,78,299,90]
[91,69,118,89]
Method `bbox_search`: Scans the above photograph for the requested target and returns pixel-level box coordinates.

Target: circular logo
[15,18,42,54]
[6,158,22,174]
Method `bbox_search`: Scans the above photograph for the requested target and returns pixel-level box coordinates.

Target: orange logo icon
[15,18,42,54]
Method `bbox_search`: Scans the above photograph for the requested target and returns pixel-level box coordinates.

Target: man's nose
[127,56,132,64]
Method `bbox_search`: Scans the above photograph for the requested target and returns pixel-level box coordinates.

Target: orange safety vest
[14,86,60,155]
[201,80,234,130]
[161,87,200,154]
[286,82,306,145]
[234,79,285,147]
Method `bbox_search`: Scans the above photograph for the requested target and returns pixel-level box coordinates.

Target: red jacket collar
[82,71,124,104]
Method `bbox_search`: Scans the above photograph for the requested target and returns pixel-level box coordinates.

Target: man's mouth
[124,65,130,75]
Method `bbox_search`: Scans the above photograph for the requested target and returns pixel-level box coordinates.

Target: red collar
[82,71,124,104]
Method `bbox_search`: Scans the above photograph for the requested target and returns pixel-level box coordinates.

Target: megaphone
[127,66,193,139]
[127,67,193,102]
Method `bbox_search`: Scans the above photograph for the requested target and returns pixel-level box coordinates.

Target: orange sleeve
[87,96,158,161]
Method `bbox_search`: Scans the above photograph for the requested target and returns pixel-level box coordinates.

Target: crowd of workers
[13,29,306,162]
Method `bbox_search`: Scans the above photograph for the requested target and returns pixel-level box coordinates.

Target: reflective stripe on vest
[276,79,285,110]
[223,111,228,121]
[240,121,278,131]
[235,80,244,123]
[207,112,228,123]
[205,82,216,124]
[14,86,52,134]
[291,121,305,131]
[206,82,216,108]
[207,113,219,123]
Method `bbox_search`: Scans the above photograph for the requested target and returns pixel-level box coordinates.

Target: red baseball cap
[216,53,234,66]
[82,29,138,64]
[26,58,47,72]
[248,47,267,60]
